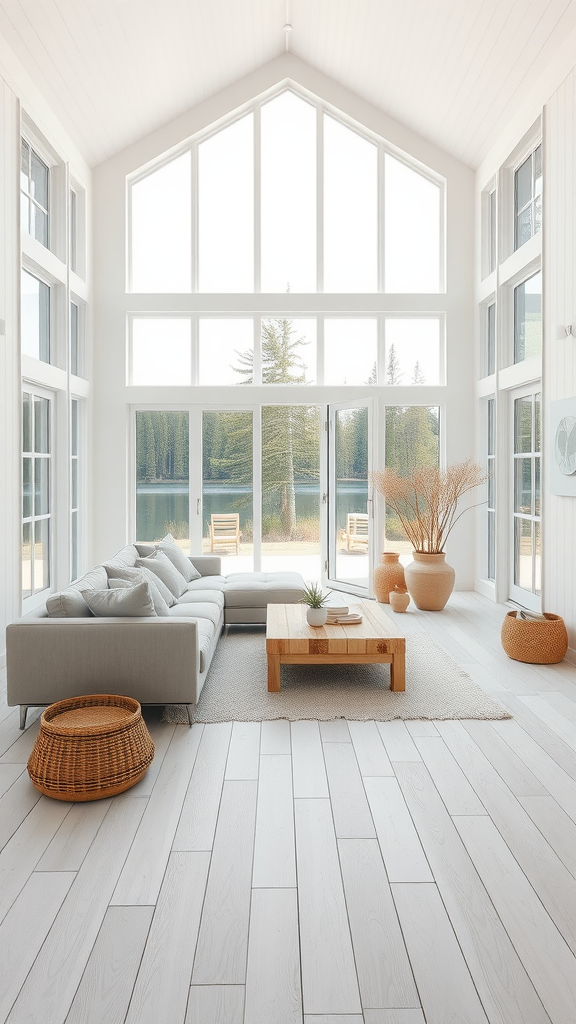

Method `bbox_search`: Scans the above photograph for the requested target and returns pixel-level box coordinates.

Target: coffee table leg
[390,646,406,692]
[267,654,281,692]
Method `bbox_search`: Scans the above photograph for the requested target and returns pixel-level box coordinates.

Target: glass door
[326,400,373,595]
[510,389,541,610]
[201,409,254,573]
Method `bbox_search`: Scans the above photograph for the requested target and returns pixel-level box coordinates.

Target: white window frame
[22,384,54,609]
[509,385,541,611]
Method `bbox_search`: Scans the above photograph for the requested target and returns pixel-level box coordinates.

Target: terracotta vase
[404,552,455,611]
[389,589,410,612]
[373,552,406,603]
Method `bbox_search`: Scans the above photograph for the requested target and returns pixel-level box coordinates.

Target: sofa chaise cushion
[223,572,305,607]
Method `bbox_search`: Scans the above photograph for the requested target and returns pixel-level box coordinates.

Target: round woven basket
[501,611,568,665]
[28,694,155,801]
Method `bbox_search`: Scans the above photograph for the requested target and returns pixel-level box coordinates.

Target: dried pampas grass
[372,459,485,553]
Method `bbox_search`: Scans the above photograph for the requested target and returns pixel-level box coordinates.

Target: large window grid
[128,87,445,296]
[128,313,445,388]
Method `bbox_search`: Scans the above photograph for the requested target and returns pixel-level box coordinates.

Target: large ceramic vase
[404,552,455,611]
[373,552,406,603]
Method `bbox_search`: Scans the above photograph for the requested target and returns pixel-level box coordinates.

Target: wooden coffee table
[266,600,406,692]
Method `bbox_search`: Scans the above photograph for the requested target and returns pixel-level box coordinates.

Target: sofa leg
[20,706,28,730]
[186,704,193,728]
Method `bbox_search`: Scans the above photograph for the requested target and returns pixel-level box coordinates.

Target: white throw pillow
[81,580,157,617]
[105,563,177,608]
[135,549,188,598]
[109,575,170,616]
[156,534,201,582]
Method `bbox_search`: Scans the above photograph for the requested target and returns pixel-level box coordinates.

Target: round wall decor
[554,415,576,475]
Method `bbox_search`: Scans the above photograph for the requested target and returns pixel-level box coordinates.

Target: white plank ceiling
[0,0,575,168]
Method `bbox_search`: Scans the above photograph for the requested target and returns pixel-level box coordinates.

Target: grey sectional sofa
[6,544,305,727]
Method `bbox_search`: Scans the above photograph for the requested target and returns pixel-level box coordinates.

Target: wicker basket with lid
[28,694,155,801]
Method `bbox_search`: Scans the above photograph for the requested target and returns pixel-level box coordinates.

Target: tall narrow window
[71,301,80,376]
[198,115,253,292]
[514,271,541,363]
[489,190,497,273]
[514,144,542,249]
[21,269,50,363]
[203,410,254,572]
[20,138,49,247]
[70,189,77,273]
[513,393,541,598]
[131,152,192,292]
[135,411,189,546]
[261,93,316,292]
[384,406,440,552]
[487,399,495,580]
[486,303,495,376]
[71,399,79,581]
[385,154,441,293]
[324,116,377,292]
[22,391,51,598]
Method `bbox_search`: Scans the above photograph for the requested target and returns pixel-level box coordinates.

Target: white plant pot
[306,607,327,627]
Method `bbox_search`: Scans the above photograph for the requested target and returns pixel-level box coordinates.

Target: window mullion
[254,104,261,294]
[378,142,385,293]
[316,105,323,294]
[192,142,198,293]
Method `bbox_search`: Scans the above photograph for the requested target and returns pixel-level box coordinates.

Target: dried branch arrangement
[372,459,486,554]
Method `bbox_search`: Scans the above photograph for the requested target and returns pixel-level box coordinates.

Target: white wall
[0,46,91,664]
[92,53,476,588]
[543,71,576,658]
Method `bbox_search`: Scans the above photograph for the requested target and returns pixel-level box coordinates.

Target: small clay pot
[306,607,327,627]
[389,590,410,612]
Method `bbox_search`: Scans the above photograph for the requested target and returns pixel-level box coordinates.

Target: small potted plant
[301,583,329,626]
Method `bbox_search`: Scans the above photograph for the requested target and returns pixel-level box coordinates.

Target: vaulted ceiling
[0,0,575,168]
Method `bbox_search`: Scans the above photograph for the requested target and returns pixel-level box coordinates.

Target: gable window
[514,144,542,250]
[21,138,49,248]
[129,89,443,296]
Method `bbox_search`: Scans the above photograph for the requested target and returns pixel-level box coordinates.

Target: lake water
[136,481,368,542]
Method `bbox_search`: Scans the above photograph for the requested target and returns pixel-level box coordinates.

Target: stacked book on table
[325,600,363,625]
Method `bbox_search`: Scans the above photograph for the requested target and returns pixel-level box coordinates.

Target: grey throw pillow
[135,550,188,598]
[156,534,201,582]
[46,589,91,618]
[81,580,157,617]
[105,563,177,608]
[109,575,170,616]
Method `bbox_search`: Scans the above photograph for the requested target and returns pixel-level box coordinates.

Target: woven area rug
[164,629,511,723]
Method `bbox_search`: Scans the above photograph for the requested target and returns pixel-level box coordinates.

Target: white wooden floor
[1,591,576,1024]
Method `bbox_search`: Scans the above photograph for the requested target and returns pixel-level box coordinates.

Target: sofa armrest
[6,616,201,707]
[189,555,221,577]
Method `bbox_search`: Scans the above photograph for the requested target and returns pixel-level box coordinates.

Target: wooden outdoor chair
[340,512,369,553]
[209,513,242,555]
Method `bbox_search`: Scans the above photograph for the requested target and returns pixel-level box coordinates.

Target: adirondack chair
[209,513,242,554]
[340,512,369,552]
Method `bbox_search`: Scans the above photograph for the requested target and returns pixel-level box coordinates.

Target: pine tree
[412,361,426,385]
[386,343,403,385]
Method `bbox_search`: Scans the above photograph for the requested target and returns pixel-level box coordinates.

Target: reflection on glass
[514,272,541,362]
[23,458,32,519]
[486,303,495,376]
[34,519,50,593]
[203,410,254,573]
[136,411,189,546]
[34,397,50,453]
[334,407,369,586]
[515,145,542,250]
[35,458,49,516]
[199,319,254,385]
[489,190,496,273]
[70,189,77,274]
[324,116,377,292]
[385,406,440,554]
[199,114,253,292]
[324,320,377,385]
[21,139,49,247]
[262,406,320,577]
[535,457,540,517]
[261,93,316,292]
[514,517,532,591]
[514,397,532,453]
[131,152,191,292]
[487,399,495,457]
[385,154,440,292]
[21,270,50,363]
[514,458,532,514]
[71,301,80,376]
[535,393,541,451]
[22,522,32,600]
[71,400,78,457]
[23,392,32,452]
[385,319,440,385]
[71,510,78,582]
[131,318,191,385]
